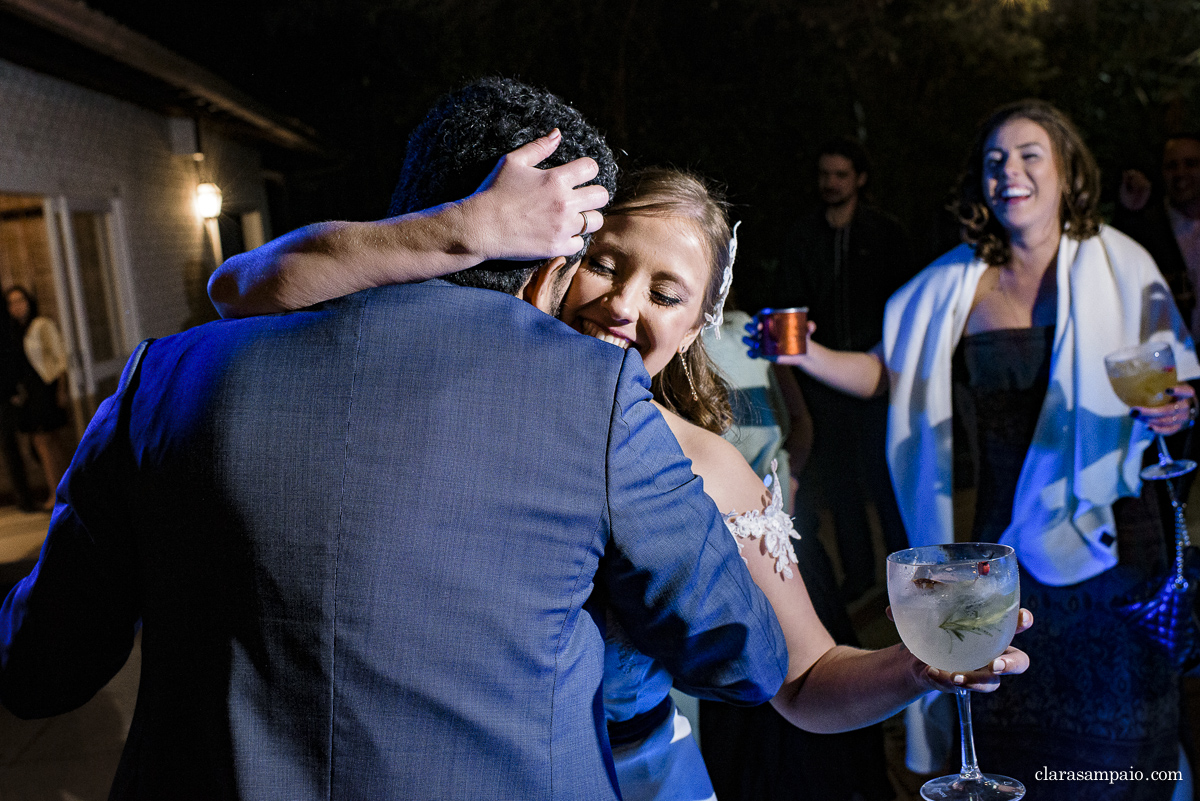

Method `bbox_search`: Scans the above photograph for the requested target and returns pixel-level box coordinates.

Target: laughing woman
[759,101,1197,801]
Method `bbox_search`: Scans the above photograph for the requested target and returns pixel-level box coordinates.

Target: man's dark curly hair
[953,100,1102,266]
[388,77,617,295]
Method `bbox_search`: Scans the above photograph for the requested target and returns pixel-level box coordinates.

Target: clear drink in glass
[887,543,1024,800]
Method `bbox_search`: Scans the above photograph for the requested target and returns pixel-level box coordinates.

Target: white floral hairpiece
[703,220,739,338]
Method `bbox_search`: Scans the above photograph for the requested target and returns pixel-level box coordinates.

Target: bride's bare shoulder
[652,402,769,514]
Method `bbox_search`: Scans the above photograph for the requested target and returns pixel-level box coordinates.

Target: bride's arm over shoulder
[208,131,609,318]
[655,409,840,716]
[662,409,1032,735]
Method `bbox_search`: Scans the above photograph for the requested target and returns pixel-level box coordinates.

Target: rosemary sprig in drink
[938,595,1018,642]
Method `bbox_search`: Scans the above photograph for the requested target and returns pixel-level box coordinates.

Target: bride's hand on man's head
[463,130,610,264]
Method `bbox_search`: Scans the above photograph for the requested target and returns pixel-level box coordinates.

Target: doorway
[0,192,133,434]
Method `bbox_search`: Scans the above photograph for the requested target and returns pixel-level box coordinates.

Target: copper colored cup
[762,308,808,356]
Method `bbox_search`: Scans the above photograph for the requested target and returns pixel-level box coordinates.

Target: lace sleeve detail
[723,460,800,579]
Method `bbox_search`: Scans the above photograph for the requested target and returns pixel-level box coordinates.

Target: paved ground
[0,506,140,801]
[0,506,48,565]
[0,492,1196,800]
[0,640,138,801]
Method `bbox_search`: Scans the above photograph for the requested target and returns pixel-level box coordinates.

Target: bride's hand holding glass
[890,606,1034,694]
[888,544,1030,800]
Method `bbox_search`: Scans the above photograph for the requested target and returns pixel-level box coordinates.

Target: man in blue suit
[0,79,786,799]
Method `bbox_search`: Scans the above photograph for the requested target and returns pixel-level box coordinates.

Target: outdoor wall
[0,57,270,341]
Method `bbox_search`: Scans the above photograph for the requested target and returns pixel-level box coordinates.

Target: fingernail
[549,128,561,138]
[992,658,1006,672]
[953,674,965,685]
[927,667,941,680]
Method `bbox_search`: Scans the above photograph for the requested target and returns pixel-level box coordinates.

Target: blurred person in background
[0,302,36,512]
[1114,133,1200,340]
[6,286,68,510]
[700,293,893,800]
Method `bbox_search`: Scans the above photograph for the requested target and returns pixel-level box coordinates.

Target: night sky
[82,0,1200,308]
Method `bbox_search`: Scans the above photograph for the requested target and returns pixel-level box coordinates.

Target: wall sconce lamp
[195,182,223,219]
[196,182,225,265]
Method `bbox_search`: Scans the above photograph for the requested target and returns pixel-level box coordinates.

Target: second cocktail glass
[887,543,1023,801]
[1105,341,1197,480]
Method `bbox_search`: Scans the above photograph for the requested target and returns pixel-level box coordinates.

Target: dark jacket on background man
[1113,200,1195,325]
[777,205,917,351]
[775,204,915,598]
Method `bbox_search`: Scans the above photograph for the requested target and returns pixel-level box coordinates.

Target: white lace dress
[604,465,799,801]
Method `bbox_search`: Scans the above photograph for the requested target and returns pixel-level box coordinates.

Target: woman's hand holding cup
[745,308,814,366]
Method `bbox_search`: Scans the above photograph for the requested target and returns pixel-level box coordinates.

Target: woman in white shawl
[763,101,1197,800]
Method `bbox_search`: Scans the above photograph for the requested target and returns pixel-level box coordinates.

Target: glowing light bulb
[195,182,223,219]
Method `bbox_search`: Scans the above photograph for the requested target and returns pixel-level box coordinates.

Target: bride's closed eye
[650,288,683,307]
[582,256,616,276]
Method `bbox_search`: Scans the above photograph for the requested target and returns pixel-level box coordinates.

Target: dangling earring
[680,347,699,403]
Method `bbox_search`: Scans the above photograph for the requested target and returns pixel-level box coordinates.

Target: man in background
[777,136,917,602]
[1115,133,1200,340]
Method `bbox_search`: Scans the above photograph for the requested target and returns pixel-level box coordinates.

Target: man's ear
[856,171,868,189]
[522,256,578,314]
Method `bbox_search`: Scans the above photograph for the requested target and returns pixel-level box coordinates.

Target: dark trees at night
[86,0,1200,306]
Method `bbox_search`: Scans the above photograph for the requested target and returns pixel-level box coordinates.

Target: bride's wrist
[897,644,937,695]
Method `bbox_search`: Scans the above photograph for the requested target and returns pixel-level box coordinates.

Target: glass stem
[956,686,983,781]
[1157,434,1174,467]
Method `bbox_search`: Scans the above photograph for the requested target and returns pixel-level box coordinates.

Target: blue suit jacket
[0,280,787,800]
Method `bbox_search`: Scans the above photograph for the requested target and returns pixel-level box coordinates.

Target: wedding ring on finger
[578,211,590,237]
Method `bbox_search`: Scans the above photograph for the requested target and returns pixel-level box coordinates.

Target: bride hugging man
[1,77,1027,801]
[210,77,1031,801]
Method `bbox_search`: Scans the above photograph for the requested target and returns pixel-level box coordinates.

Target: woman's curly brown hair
[953,100,1103,266]
[607,168,734,435]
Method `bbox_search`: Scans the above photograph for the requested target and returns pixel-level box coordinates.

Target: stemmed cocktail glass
[1105,342,1197,480]
[887,544,1023,800]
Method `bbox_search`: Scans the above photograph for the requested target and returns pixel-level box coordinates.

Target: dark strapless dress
[953,326,1180,801]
